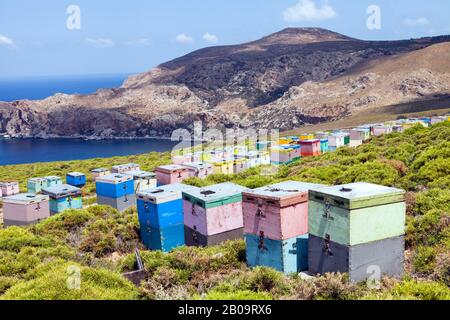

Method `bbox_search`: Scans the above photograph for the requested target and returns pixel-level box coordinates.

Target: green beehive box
[309,183,405,246]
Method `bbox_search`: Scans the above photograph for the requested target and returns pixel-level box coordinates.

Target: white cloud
[0,34,15,47]
[203,32,219,44]
[125,38,151,47]
[175,34,194,44]
[403,17,429,27]
[283,0,337,22]
[85,37,115,48]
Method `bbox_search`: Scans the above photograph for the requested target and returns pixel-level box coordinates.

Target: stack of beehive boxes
[42,184,82,215]
[96,174,135,212]
[308,182,406,282]
[242,181,324,274]
[155,165,190,186]
[0,182,20,198]
[43,184,81,214]
[2,193,50,227]
[183,182,248,247]
[137,184,199,252]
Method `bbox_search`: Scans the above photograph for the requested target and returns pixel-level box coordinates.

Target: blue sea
[0,73,131,102]
[0,138,178,165]
[0,74,180,165]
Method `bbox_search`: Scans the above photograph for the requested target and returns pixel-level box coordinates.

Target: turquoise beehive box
[308,182,406,246]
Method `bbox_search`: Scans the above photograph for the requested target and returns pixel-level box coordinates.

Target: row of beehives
[0,173,87,226]
[134,180,406,283]
[169,116,450,168]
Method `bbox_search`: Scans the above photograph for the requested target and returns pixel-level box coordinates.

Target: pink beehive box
[184,162,213,179]
[155,164,190,185]
[2,193,50,226]
[242,181,325,240]
[0,182,20,197]
[183,182,248,236]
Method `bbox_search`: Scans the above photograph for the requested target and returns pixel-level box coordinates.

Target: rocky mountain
[1,28,450,138]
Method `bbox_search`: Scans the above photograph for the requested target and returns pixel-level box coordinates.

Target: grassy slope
[0,122,449,300]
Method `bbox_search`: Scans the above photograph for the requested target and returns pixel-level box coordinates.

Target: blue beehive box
[140,223,185,253]
[245,233,308,274]
[320,139,329,153]
[27,177,48,194]
[42,184,82,214]
[136,184,199,251]
[66,172,86,188]
[136,183,199,229]
[95,174,134,198]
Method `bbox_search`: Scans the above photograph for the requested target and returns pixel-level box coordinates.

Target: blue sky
[1,0,449,78]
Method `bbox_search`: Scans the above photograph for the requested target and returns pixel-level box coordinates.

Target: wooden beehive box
[243,181,325,240]
[246,233,308,274]
[137,183,199,229]
[66,172,86,188]
[183,182,248,237]
[44,176,63,187]
[0,182,20,197]
[155,165,190,185]
[27,177,48,194]
[91,168,111,179]
[2,193,50,226]
[300,139,321,157]
[95,174,134,198]
[309,182,406,247]
[308,234,404,283]
[112,163,140,174]
[42,184,82,214]
[183,162,213,179]
[124,170,157,192]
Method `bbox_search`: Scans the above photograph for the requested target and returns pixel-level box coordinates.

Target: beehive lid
[243,181,325,207]
[96,174,133,184]
[300,139,320,144]
[44,176,61,182]
[28,177,47,183]
[67,172,85,177]
[124,170,156,179]
[156,164,187,173]
[183,162,212,170]
[0,181,19,187]
[91,168,109,173]
[309,182,405,210]
[3,193,49,205]
[42,184,82,199]
[137,183,199,204]
[182,182,248,208]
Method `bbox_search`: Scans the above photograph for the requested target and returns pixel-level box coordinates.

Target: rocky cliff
[1,28,450,138]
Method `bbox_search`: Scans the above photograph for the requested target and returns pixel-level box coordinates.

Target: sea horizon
[0,72,136,102]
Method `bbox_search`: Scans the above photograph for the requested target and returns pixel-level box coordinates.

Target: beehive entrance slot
[200,190,216,196]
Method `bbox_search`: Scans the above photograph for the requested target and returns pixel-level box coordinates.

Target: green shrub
[1,262,138,300]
